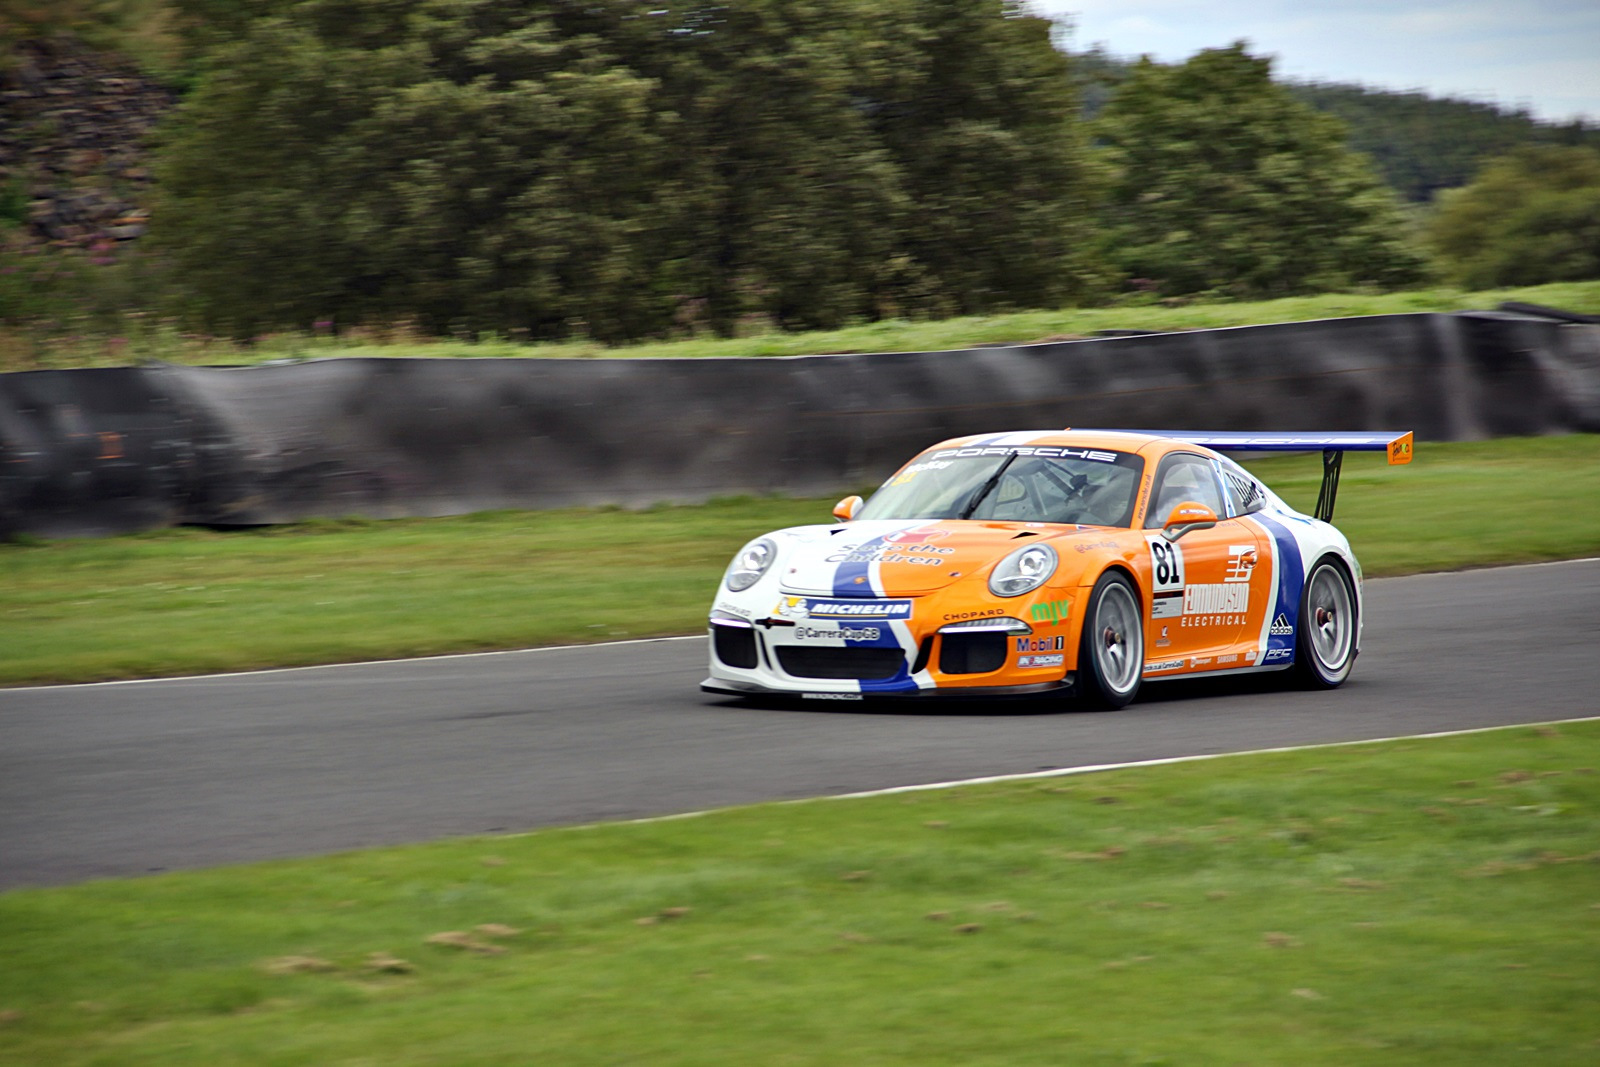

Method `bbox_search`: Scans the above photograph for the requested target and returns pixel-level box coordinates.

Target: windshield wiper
[959,453,1018,519]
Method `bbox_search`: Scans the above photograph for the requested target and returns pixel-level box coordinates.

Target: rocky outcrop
[0,37,175,258]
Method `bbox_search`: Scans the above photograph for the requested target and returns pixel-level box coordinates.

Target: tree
[1092,43,1425,300]
[154,0,677,340]
[152,0,1099,340]
[1426,145,1600,288]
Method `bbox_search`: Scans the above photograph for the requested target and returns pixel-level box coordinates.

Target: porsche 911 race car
[702,428,1412,708]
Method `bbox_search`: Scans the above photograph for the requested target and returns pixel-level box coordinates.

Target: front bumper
[702,589,1082,701]
[700,674,1075,701]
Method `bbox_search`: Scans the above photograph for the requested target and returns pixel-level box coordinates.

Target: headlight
[988,543,1058,597]
[724,537,778,592]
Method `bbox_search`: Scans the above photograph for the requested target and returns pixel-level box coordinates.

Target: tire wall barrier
[3,310,1598,538]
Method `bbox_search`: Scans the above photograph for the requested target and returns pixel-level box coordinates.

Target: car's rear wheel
[1296,557,1357,688]
[1078,570,1142,709]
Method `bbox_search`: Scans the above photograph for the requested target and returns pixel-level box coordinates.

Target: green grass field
[1,721,1595,1065]
[2,435,1598,687]
[8,279,1599,372]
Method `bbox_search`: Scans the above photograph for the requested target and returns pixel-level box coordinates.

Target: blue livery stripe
[1254,513,1303,660]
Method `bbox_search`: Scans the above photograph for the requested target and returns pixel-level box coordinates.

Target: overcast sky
[1034,1,1600,125]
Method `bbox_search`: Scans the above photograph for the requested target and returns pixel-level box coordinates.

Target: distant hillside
[1287,81,1600,202]
[1073,48,1600,203]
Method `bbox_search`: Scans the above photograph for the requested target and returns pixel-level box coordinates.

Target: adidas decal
[1269,613,1293,636]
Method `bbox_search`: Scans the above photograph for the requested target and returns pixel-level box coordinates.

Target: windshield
[857,446,1145,527]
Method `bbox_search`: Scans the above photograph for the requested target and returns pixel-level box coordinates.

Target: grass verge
[0,721,1596,1064]
[2,435,1598,686]
[6,280,1599,371]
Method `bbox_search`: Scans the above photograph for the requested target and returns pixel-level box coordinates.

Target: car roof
[923,429,1190,456]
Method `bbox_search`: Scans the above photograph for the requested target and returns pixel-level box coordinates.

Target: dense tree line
[154,0,1099,339]
[1075,48,1600,205]
[7,2,1598,342]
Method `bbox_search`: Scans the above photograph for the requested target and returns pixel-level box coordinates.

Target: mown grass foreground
[1,722,1596,1065]
[3,435,1599,686]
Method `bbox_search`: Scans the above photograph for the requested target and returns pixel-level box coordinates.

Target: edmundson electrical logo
[1183,584,1249,615]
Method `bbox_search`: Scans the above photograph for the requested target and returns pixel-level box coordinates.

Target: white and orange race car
[703,429,1412,708]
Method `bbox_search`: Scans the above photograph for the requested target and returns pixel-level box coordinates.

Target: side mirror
[1161,501,1218,542]
[833,495,863,522]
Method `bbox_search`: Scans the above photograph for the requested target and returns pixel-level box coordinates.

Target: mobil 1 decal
[1146,534,1185,619]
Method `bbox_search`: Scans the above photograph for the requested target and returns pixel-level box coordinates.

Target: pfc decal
[1263,648,1293,664]
[778,598,913,620]
[1144,659,1185,673]
[795,625,881,642]
[1269,613,1294,636]
[1018,653,1065,669]
[1030,598,1071,625]
[1015,635,1066,653]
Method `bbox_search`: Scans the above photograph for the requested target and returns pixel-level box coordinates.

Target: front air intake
[938,632,1008,675]
[776,646,904,680]
[711,624,759,669]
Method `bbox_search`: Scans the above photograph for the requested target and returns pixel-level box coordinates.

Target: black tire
[1295,557,1358,689]
[1077,570,1143,709]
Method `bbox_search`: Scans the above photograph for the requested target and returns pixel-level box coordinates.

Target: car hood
[777,519,1113,597]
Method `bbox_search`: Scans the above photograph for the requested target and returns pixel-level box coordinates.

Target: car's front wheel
[1077,570,1143,710]
[1296,557,1358,688]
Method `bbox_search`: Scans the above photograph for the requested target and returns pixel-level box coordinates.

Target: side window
[1219,461,1265,516]
[1144,454,1226,528]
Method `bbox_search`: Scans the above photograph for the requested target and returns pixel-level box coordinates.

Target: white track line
[587,714,1600,831]
[828,714,1600,799]
[4,634,706,692]
[9,556,1598,693]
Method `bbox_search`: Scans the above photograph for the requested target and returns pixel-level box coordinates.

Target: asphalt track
[2,560,1596,890]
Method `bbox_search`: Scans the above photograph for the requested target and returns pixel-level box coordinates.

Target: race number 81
[1146,535,1186,593]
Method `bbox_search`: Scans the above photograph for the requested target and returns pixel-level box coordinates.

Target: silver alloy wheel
[1093,580,1142,695]
[1305,563,1354,675]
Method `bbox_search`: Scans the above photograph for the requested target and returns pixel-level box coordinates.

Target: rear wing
[1081,429,1414,523]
